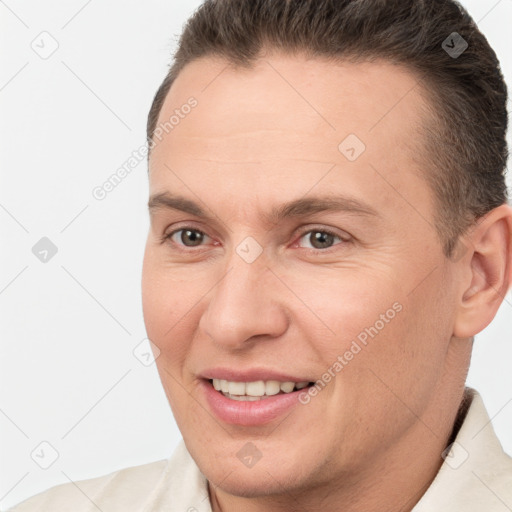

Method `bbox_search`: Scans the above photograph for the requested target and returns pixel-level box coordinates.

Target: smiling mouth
[209,378,315,401]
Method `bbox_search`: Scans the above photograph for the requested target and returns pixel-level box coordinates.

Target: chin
[189,441,316,500]
[207,466,307,499]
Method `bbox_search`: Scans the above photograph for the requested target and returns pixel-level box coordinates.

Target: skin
[141,52,512,512]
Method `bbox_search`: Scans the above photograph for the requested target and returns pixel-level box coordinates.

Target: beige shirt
[8,388,512,511]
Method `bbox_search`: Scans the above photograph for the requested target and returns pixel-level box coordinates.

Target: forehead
[148,54,433,225]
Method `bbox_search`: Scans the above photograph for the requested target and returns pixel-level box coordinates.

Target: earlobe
[452,204,512,339]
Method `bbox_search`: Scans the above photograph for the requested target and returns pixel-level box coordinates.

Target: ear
[452,203,512,339]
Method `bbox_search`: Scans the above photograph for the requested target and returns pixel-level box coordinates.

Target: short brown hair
[147,0,509,258]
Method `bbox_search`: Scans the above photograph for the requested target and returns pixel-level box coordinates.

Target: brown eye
[181,229,204,246]
[297,229,344,250]
[167,228,208,247]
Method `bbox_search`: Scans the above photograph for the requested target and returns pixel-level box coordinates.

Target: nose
[199,253,289,350]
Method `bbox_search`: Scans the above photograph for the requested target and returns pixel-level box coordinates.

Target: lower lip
[201,380,306,426]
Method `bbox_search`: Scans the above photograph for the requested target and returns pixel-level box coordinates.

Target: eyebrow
[148,192,381,225]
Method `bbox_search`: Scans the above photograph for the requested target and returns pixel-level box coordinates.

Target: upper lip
[199,367,313,383]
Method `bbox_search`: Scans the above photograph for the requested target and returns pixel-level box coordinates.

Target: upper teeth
[212,379,309,396]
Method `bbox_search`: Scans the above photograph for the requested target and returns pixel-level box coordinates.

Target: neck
[209,358,470,512]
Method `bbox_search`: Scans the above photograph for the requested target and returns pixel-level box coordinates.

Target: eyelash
[160,225,351,254]
[295,227,349,252]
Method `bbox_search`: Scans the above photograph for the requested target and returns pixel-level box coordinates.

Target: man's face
[142,54,462,497]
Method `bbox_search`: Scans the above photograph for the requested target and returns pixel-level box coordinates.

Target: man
[9,0,512,510]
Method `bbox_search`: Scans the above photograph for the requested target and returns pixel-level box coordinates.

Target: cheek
[142,253,194,335]
[283,266,404,358]
[286,263,447,410]
[142,266,194,414]
[141,256,211,372]
[142,266,178,362]
[141,271,172,341]
[343,273,453,411]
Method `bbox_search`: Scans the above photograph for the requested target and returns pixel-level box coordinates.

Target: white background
[1,1,511,509]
